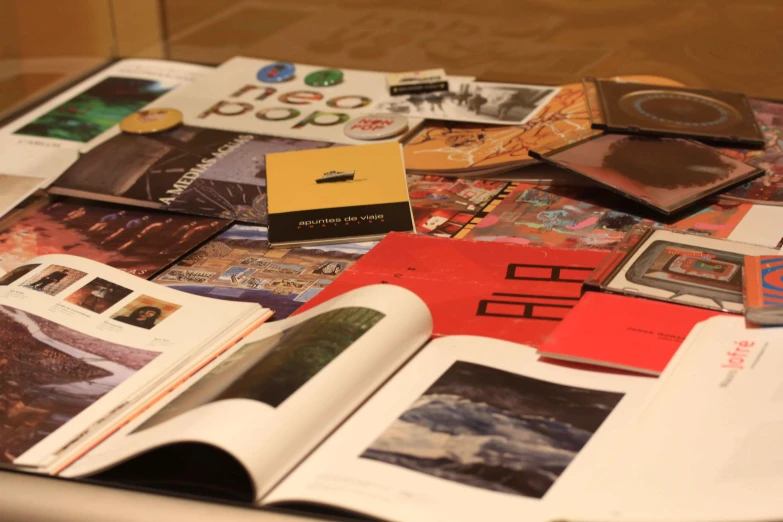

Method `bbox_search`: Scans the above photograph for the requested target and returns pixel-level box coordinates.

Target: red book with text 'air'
[294,232,607,347]
[537,292,726,375]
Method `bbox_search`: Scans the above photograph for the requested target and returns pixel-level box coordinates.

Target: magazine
[0,254,271,471]
[50,283,656,522]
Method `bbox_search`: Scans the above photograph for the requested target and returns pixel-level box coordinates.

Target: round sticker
[119,108,183,134]
[343,113,408,140]
[256,62,295,83]
[304,69,344,87]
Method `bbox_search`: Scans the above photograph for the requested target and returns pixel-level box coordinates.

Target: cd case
[585,78,765,149]
[529,133,764,215]
[583,224,778,313]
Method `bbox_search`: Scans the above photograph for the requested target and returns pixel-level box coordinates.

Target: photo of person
[541,135,762,213]
[0,264,40,286]
[362,361,624,499]
[110,295,181,330]
[21,265,88,296]
[63,278,134,314]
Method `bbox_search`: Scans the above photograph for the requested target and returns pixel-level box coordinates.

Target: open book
[34,277,656,522]
[0,254,271,472]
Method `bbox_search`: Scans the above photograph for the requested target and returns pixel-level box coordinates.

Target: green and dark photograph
[14,77,172,142]
[134,306,385,432]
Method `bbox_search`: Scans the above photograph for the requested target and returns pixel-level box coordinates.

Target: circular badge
[256,62,295,83]
[304,69,344,87]
[119,108,183,134]
[343,113,408,140]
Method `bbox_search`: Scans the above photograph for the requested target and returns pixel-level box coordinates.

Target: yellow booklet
[266,141,415,247]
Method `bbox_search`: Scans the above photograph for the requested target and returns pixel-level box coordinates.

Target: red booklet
[294,232,607,347]
[537,292,725,375]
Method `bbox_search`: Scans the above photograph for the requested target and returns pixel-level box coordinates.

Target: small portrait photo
[21,265,88,296]
[110,294,181,330]
[63,277,134,314]
[0,264,41,286]
[312,261,347,276]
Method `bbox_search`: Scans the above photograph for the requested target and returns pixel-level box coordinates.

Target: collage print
[154,224,374,319]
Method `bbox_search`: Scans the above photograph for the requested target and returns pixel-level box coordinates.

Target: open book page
[0,254,267,472]
[263,335,656,522]
[62,285,433,501]
[561,316,783,522]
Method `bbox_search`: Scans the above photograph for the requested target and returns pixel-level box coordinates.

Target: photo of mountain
[362,361,624,498]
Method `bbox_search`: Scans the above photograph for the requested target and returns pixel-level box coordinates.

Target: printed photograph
[154,224,374,318]
[0,264,40,286]
[14,77,172,143]
[134,306,385,432]
[542,135,761,213]
[21,265,87,296]
[0,198,227,279]
[63,278,134,314]
[0,304,160,463]
[362,361,624,499]
[110,295,181,330]
[378,81,558,125]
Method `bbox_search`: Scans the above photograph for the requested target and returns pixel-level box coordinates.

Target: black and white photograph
[362,361,624,499]
[377,81,559,125]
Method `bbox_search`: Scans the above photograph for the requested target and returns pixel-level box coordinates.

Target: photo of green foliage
[15,77,172,142]
[135,306,385,432]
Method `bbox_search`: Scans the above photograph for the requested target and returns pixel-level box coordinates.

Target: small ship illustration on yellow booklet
[316,170,356,183]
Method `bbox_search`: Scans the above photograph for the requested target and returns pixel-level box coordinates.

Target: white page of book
[727,204,783,249]
[1,254,264,470]
[263,335,655,522]
[63,284,434,500]
[564,315,783,522]
[143,56,426,146]
[0,59,211,186]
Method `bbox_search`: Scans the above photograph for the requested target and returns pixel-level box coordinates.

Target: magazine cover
[154,224,374,318]
[266,142,414,246]
[51,126,335,222]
